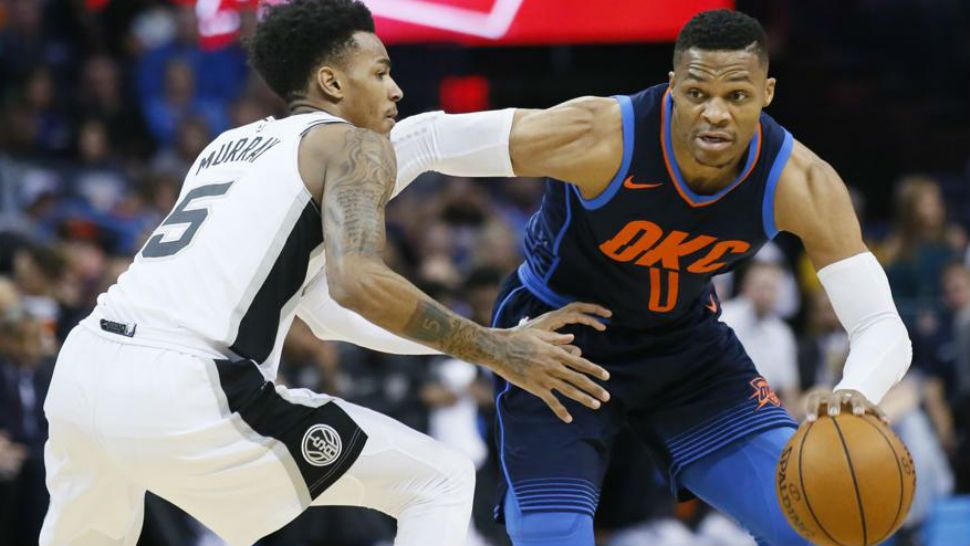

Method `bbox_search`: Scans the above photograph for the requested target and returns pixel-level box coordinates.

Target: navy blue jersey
[519,84,794,331]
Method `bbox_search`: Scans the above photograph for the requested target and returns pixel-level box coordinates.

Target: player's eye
[731,91,749,102]
[687,88,705,100]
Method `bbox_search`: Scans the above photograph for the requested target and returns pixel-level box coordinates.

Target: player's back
[89,112,344,376]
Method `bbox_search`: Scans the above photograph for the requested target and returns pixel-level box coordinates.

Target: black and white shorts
[41,325,466,546]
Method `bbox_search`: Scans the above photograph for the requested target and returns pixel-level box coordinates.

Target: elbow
[326,263,369,313]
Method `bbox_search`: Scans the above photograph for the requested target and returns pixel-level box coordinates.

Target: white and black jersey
[89,112,343,379]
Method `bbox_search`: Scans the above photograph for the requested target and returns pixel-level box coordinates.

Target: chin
[372,118,393,135]
[693,150,734,169]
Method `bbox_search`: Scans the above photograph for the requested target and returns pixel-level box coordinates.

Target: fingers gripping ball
[776,413,915,546]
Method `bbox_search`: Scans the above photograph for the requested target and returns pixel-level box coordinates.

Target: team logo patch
[302,424,342,467]
[749,376,781,410]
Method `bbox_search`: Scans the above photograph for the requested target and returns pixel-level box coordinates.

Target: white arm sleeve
[296,273,440,356]
[390,109,516,197]
[817,251,912,403]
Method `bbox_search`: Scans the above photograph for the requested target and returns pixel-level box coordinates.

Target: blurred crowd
[1,1,968,546]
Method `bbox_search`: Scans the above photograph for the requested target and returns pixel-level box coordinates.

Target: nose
[701,97,730,127]
[389,76,403,103]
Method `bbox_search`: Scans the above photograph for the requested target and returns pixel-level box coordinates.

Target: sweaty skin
[506,46,879,420]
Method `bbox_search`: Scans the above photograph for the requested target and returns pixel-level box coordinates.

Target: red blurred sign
[366,0,733,45]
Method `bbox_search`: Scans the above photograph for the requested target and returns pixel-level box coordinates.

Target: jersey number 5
[142,182,234,258]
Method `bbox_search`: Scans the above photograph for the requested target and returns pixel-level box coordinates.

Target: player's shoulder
[300,122,391,165]
[779,140,840,197]
[774,139,854,236]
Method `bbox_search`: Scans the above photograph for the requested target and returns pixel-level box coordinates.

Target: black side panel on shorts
[214,359,367,499]
[229,202,322,363]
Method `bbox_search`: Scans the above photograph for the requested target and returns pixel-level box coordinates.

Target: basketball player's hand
[804,389,889,424]
[516,301,613,351]
[493,327,611,424]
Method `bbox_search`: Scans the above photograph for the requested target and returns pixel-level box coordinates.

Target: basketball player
[38,1,613,545]
[389,9,912,545]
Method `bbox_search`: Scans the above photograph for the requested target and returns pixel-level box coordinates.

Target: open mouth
[696,133,732,151]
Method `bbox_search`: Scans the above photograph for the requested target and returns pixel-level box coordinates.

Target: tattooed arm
[299,124,611,422]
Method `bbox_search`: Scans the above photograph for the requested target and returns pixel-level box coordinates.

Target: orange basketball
[775,413,916,546]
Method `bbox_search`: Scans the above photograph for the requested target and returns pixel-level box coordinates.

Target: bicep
[509,96,622,185]
[775,143,866,269]
[320,127,396,264]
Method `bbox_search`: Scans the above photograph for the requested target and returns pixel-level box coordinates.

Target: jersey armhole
[762,130,794,239]
[571,95,635,210]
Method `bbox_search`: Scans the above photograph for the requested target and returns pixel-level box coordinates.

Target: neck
[288,98,343,120]
[669,115,746,194]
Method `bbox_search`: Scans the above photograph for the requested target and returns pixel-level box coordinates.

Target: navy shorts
[491,272,797,521]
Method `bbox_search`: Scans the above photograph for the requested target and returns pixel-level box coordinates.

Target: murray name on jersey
[195,135,282,175]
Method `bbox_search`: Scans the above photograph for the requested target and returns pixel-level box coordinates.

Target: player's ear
[764,77,776,108]
[316,66,343,101]
[668,70,676,89]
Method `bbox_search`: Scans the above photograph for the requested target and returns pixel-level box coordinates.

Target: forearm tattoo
[321,127,528,372]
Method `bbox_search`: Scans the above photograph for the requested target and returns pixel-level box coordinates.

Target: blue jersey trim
[572,95,635,210]
[761,130,794,239]
[518,262,574,309]
[492,285,527,506]
[662,91,762,204]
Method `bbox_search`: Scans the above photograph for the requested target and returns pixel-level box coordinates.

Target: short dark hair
[246,0,375,102]
[673,9,768,68]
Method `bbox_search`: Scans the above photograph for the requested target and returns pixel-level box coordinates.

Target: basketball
[776,413,917,546]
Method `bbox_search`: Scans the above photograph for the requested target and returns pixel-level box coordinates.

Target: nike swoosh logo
[623,176,664,190]
[706,294,718,313]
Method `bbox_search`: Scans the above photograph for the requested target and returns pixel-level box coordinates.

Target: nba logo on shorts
[302,424,342,466]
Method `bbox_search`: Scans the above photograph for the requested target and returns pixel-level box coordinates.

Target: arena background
[0,0,968,545]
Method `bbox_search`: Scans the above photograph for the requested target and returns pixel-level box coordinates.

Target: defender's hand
[516,302,612,339]
[491,328,610,424]
[804,389,888,423]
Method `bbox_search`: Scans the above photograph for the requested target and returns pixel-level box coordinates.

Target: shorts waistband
[80,311,232,361]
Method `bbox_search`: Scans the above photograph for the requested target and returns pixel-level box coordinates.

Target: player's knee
[506,510,594,546]
[432,445,476,506]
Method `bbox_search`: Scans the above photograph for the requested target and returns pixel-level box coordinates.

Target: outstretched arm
[302,124,610,422]
[390,96,623,199]
[774,141,911,416]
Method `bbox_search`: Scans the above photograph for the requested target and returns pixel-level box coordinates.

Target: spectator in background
[76,56,151,159]
[938,263,970,491]
[881,175,967,323]
[142,59,228,147]
[18,66,73,157]
[68,118,130,213]
[0,313,54,546]
[150,115,211,180]
[0,0,75,90]
[720,261,800,408]
[134,4,248,107]
[12,244,67,352]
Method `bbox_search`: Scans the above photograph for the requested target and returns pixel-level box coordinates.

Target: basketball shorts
[40,324,474,546]
[490,273,798,521]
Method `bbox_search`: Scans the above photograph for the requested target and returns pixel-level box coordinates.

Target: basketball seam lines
[799,421,850,546]
[832,418,869,546]
[860,418,905,544]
